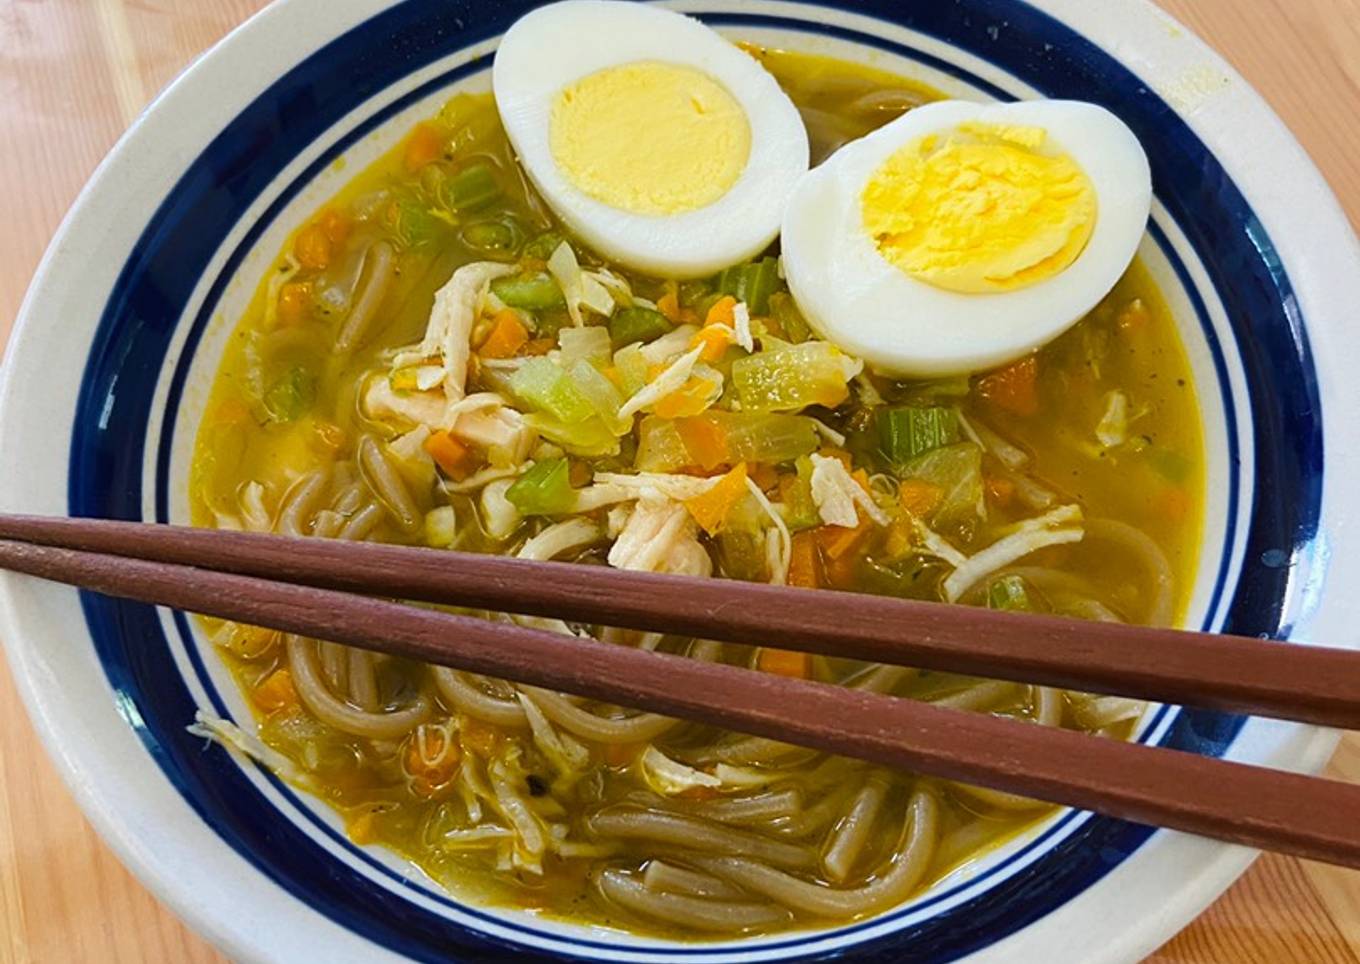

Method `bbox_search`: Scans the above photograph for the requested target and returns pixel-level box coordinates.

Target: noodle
[286,635,431,739]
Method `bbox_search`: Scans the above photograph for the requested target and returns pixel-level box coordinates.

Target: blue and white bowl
[2,1,1359,961]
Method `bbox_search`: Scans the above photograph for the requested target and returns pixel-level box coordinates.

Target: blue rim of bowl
[64,1,1321,961]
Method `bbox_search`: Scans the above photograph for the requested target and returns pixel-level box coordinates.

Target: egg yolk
[550,61,751,216]
[862,122,1096,294]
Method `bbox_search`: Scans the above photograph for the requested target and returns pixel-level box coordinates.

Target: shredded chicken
[809,454,890,528]
[608,497,711,577]
[942,504,1085,601]
[421,261,517,401]
[619,346,703,420]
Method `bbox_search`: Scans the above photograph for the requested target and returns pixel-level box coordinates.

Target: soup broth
[190,50,1202,937]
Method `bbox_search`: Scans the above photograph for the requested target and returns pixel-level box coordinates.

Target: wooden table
[1,1,1358,961]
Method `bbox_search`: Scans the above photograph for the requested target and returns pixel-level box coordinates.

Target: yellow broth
[189,49,1203,937]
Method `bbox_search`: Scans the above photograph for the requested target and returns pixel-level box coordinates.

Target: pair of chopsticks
[0,513,1358,870]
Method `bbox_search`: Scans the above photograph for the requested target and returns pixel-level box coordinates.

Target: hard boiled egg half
[493,0,809,278]
[781,100,1152,376]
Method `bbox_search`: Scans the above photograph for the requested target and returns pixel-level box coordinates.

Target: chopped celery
[780,457,821,531]
[1150,447,1192,483]
[523,230,565,261]
[878,406,960,465]
[634,412,819,472]
[609,306,673,348]
[508,357,594,423]
[506,458,575,515]
[262,366,316,422]
[732,342,856,412]
[523,412,620,457]
[568,359,630,434]
[987,574,1033,612]
[612,343,650,398]
[462,218,522,255]
[679,279,712,308]
[715,256,780,314]
[394,199,447,247]
[444,162,500,213]
[558,326,612,368]
[635,417,690,472]
[768,292,811,343]
[716,412,819,465]
[900,442,984,526]
[491,272,566,310]
[716,493,769,582]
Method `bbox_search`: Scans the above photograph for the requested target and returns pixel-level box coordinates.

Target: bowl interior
[3,1,1333,962]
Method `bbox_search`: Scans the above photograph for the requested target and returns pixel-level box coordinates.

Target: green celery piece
[395,199,447,247]
[492,272,566,310]
[988,574,1033,612]
[715,257,780,314]
[878,406,961,465]
[568,359,630,434]
[508,357,595,423]
[523,230,565,261]
[780,456,821,532]
[506,458,575,515]
[712,412,820,465]
[635,416,690,472]
[612,343,650,398]
[523,413,620,457]
[769,292,810,343]
[901,442,984,526]
[462,219,521,255]
[732,342,853,413]
[445,163,500,213]
[609,305,673,348]
[262,366,316,423]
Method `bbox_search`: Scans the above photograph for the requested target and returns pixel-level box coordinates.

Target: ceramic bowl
[2,1,1359,961]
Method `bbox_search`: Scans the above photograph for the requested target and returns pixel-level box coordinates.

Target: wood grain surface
[0,1,1357,962]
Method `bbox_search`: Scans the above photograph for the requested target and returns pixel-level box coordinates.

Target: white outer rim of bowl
[0,1,1356,962]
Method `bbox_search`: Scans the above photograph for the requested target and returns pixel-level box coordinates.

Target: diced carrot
[568,460,592,488]
[656,289,682,323]
[823,548,860,589]
[898,479,942,518]
[683,462,748,535]
[748,462,779,494]
[347,810,377,845]
[1159,485,1190,522]
[654,377,717,418]
[294,223,332,270]
[478,309,530,359]
[276,281,312,327]
[522,337,556,356]
[253,668,298,713]
[459,715,502,756]
[1117,298,1151,332]
[675,416,730,471]
[603,742,640,767]
[404,122,445,172]
[424,430,476,480]
[704,295,737,329]
[756,647,811,679]
[787,530,823,588]
[690,324,733,363]
[816,518,871,560]
[320,209,352,244]
[977,355,1040,417]
[985,475,1015,507]
[677,785,722,802]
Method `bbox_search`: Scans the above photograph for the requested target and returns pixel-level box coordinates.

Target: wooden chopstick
[1,514,1357,729]
[2,533,1360,869]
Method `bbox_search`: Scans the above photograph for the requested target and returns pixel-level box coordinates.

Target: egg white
[780,100,1153,377]
[493,0,809,279]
